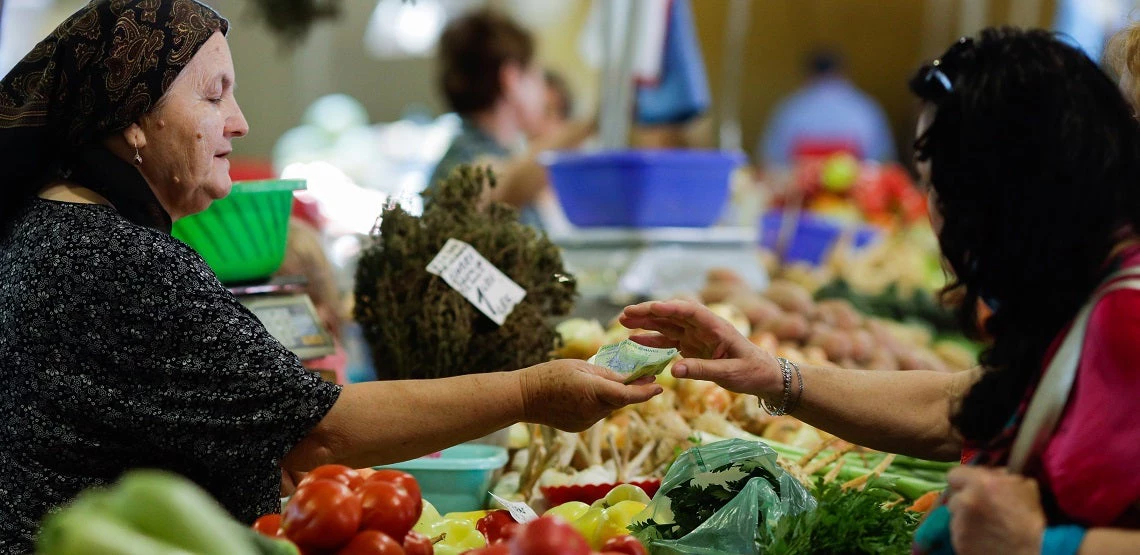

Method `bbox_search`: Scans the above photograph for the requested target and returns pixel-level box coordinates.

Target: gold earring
[133,144,142,166]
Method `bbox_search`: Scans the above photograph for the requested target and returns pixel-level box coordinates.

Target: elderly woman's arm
[620,300,975,461]
[284,360,661,471]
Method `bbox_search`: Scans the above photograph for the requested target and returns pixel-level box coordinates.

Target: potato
[808,328,854,361]
[802,345,830,365]
[763,280,816,316]
[849,329,876,362]
[700,281,748,304]
[777,343,806,362]
[867,347,900,371]
[816,299,864,330]
[707,267,748,285]
[765,312,810,342]
[730,293,783,328]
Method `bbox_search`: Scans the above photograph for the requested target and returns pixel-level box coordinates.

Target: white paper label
[426,239,527,326]
[489,492,539,524]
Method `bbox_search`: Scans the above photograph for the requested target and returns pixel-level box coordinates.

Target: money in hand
[588,339,679,384]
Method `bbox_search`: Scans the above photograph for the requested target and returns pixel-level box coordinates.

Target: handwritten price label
[427,239,527,326]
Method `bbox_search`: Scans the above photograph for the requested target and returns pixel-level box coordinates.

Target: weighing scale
[548,226,770,321]
[228,277,339,383]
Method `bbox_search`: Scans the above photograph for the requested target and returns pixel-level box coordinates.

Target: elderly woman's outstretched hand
[620,300,781,397]
[518,359,663,432]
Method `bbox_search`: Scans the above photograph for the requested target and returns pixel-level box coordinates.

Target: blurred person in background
[427,9,593,229]
[758,49,895,167]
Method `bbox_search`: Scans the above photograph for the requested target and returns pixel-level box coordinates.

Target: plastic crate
[759,212,879,266]
[377,444,508,514]
[542,149,743,228]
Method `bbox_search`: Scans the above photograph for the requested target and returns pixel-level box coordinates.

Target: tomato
[600,536,648,555]
[475,511,517,544]
[253,513,285,538]
[458,545,508,555]
[367,470,423,515]
[283,479,364,550]
[299,464,364,491]
[335,530,406,555]
[508,516,590,555]
[402,530,433,555]
[357,480,419,541]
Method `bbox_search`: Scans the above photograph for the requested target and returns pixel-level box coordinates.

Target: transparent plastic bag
[632,439,816,555]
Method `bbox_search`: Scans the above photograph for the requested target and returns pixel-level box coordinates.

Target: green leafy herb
[760,479,920,555]
[630,460,780,542]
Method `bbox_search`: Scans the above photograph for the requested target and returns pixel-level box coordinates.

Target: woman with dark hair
[621,28,1140,553]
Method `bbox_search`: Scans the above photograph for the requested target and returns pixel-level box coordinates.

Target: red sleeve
[1041,288,1140,525]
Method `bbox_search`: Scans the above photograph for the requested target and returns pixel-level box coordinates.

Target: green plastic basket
[172,179,306,284]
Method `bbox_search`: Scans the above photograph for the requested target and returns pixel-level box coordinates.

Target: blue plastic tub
[377,444,508,514]
[760,212,879,266]
[542,149,744,227]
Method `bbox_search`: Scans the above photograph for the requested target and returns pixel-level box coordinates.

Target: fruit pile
[769,155,928,228]
[253,465,432,555]
[459,516,646,555]
[255,465,652,555]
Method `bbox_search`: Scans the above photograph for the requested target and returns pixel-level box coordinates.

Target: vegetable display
[37,470,296,555]
[259,465,428,554]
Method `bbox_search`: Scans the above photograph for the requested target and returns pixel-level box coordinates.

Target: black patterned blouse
[0,199,342,552]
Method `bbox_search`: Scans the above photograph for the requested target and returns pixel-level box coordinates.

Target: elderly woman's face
[132,32,248,220]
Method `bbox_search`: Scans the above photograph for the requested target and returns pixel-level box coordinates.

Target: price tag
[426,239,527,325]
[489,493,539,524]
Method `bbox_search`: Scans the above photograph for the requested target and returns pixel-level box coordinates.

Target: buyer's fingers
[628,333,681,350]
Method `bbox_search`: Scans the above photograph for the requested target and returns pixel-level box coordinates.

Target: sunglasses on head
[920,37,975,97]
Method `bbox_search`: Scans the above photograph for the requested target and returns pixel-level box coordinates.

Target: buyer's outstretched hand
[620,300,781,397]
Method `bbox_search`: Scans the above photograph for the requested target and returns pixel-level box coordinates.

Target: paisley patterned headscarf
[0,0,228,233]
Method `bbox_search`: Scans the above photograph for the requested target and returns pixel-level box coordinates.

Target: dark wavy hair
[909,28,1140,443]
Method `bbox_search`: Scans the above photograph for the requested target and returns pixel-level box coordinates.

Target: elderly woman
[623,28,1140,554]
[0,1,660,551]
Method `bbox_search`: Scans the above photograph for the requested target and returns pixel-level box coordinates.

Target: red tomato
[600,536,648,555]
[508,516,590,555]
[336,530,406,555]
[357,480,419,541]
[403,531,433,555]
[283,479,363,550]
[476,511,519,545]
[252,513,285,538]
[367,470,423,515]
[459,545,508,555]
[299,464,364,491]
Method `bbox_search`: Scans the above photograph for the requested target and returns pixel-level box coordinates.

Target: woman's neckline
[38,182,113,206]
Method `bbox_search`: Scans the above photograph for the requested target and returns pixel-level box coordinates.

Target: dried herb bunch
[243,0,342,48]
[354,165,577,380]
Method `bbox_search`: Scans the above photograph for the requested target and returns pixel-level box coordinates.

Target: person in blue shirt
[758,49,896,167]
[427,10,591,229]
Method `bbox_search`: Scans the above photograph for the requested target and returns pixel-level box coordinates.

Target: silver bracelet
[759,357,793,416]
[786,359,804,415]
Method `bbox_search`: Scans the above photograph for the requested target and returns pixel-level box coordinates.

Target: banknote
[588,339,679,384]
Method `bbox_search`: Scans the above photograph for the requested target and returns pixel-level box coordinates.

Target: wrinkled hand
[946,466,1045,555]
[619,300,781,396]
[518,359,662,432]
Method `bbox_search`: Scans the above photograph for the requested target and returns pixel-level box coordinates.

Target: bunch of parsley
[759,479,920,554]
